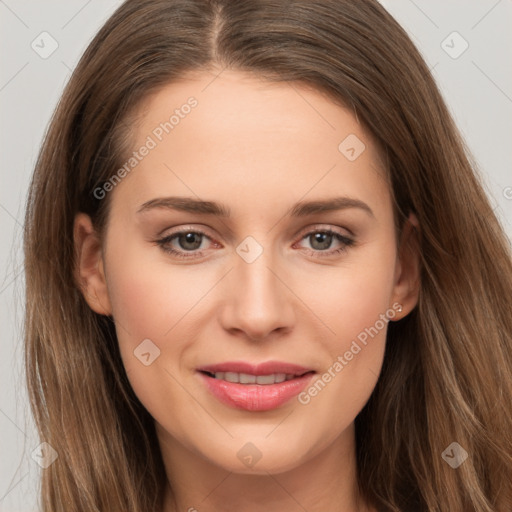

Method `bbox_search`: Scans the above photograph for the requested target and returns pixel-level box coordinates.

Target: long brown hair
[24,0,512,510]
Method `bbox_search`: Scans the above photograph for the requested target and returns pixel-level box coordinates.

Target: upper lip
[197,361,315,376]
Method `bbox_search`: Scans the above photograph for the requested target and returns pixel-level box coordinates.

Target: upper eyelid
[295,224,354,239]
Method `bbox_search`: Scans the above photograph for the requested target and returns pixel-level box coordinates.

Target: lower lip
[198,371,315,411]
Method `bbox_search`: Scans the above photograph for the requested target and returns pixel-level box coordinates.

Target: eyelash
[154,226,355,261]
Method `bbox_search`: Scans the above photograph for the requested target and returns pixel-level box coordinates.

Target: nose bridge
[238,249,280,302]
[220,235,294,339]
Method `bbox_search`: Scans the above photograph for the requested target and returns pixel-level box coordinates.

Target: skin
[75,69,420,512]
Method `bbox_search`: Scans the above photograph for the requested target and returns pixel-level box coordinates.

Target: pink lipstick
[197,361,315,411]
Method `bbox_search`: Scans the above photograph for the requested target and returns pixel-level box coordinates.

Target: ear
[73,213,112,316]
[390,212,421,321]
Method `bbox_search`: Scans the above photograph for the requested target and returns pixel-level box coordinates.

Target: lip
[197,360,313,376]
[197,360,316,412]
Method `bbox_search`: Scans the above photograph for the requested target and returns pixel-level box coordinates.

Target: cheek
[104,252,201,419]
[106,263,172,343]
[102,241,188,378]
[104,238,213,342]
[295,240,396,421]
[103,240,227,408]
[304,237,397,346]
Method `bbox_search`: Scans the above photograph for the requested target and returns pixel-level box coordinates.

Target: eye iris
[310,232,332,251]
[178,232,203,251]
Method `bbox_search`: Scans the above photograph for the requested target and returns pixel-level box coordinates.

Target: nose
[219,245,296,342]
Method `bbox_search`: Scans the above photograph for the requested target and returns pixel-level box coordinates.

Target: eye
[155,228,215,260]
[294,227,355,258]
[155,225,355,261]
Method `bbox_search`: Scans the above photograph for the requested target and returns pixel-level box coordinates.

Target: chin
[201,436,315,476]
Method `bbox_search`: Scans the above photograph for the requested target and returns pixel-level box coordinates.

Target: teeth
[256,374,276,385]
[239,373,256,384]
[212,372,292,384]
[224,372,238,383]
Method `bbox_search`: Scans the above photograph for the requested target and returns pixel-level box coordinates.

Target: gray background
[1,1,511,510]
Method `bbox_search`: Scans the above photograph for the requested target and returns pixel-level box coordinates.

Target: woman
[24,0,512,511]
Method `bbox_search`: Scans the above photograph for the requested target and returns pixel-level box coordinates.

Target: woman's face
[76,69,419,475]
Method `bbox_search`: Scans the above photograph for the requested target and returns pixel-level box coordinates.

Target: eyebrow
[137,195,374,218]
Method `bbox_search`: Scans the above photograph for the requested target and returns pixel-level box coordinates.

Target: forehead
[112,69,390,219]
[133,69,379,154]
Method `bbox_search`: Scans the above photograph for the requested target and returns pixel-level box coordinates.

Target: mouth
[198,370,313,384]
[196,361,316,411]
